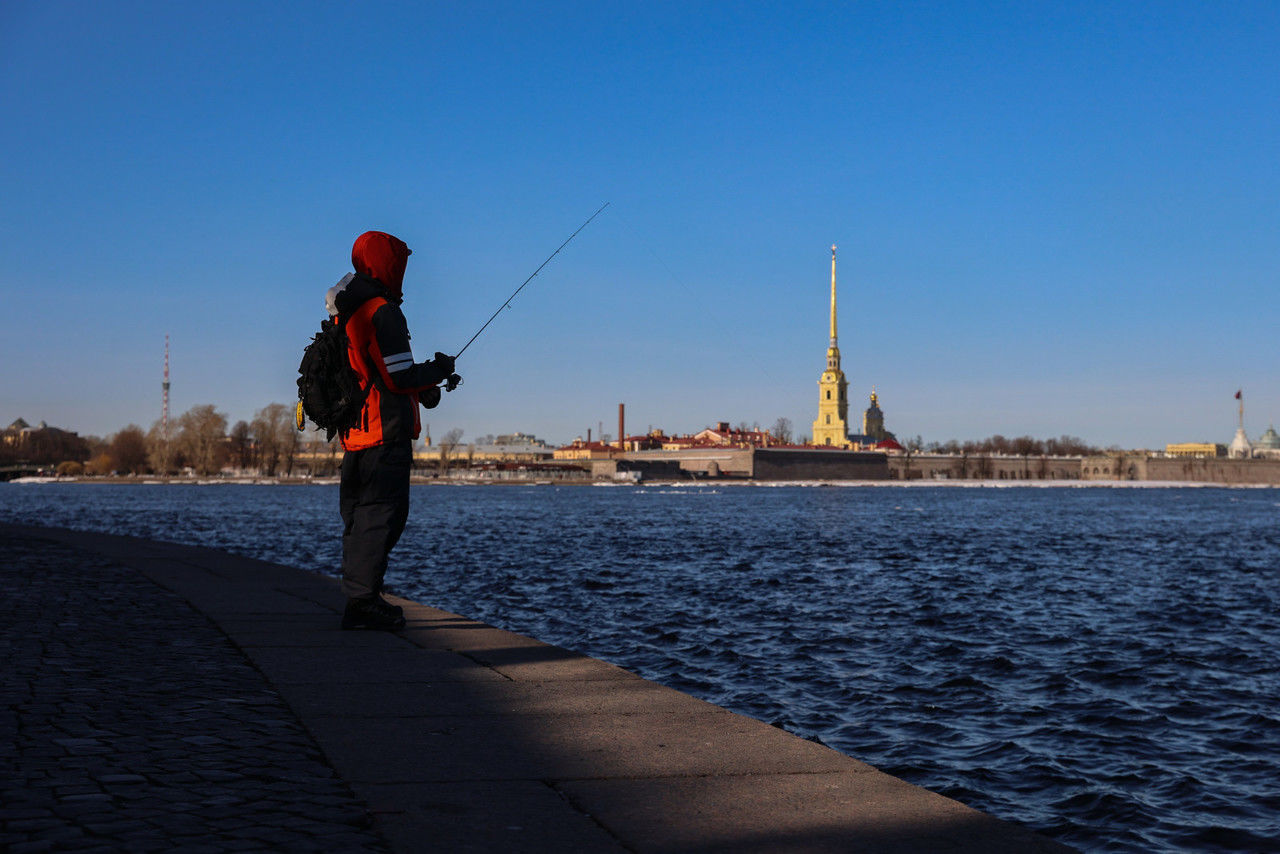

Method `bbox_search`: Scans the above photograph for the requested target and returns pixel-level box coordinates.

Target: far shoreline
[5,476,1277,490]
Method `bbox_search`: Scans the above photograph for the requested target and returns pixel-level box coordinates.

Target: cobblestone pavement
[0,532,388,853]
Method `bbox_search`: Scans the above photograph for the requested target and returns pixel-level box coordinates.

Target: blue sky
[2,1,1276,449]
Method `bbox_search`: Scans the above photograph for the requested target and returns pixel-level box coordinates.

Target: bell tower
[863,387,885,440]
[812,245,850,447]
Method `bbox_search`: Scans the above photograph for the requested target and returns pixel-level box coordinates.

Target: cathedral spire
[814,245,851,448]
[829,244,838,346]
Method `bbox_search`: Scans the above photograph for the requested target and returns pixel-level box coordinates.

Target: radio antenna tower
[163,334,171,442]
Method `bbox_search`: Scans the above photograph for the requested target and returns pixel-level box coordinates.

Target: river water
[3,481,1277,852]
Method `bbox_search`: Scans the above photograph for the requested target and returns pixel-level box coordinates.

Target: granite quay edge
[2,522,1076,853]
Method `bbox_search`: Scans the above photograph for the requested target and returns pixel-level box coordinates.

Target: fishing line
[454,202,610,360]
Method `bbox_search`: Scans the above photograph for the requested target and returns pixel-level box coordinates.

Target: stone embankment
[1080,454,1280,484]
[2,523,1075,852]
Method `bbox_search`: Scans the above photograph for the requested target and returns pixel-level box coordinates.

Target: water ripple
[3,482,1278,852]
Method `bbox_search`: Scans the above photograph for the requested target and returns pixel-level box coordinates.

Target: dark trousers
[339,441,412,599]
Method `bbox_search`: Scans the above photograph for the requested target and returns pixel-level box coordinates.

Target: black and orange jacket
[334,232,448,452]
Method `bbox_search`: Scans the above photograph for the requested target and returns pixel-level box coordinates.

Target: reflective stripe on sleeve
[383,351,414,372]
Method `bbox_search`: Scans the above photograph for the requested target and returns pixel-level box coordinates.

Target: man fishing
[312,207,605,630]
[332,230,457,631]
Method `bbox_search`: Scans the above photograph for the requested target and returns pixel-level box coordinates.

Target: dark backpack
[296,318,367,441]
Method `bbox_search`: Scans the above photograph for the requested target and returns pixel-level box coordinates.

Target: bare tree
[1011,435,1043,478]
[251,410,278,475]
[146,420,177,474]
[1011,435,1043,457]
[438,428,464,477]
[228,420,254,471]
[250,404,297,477]
[110,425,150,474]
[176,405,229,476]
[1045,435,1098,456]
[771,417,793,444]
[281,418,299,476]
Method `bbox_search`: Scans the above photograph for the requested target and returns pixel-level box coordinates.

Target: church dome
[1257,425,1280,450]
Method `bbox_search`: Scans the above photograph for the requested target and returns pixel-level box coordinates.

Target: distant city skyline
[2,3,1276,449]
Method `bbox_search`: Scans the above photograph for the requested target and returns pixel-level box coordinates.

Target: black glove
[419,386,442,409]
[430,352,455,382]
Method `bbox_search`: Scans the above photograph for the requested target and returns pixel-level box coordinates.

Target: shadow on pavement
[5,524,1075,853]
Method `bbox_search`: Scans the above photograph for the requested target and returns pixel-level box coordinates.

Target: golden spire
[829,244,838,345]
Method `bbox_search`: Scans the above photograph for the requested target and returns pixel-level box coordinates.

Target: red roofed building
[689,421,777,448]
[621,431,667,452]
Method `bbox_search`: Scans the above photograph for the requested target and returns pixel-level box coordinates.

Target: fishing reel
[420,374,462,410]
[419,351,461,407]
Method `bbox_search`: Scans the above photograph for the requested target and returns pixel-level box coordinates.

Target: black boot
[341,597,406,631]
[372,586,404,619]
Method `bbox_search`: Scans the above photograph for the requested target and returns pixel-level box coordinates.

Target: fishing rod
[453,202,610,361]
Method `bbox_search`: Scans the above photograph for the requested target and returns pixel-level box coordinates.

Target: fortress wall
[890,455,1083,481]
[1141,456,1280,484]
[750,449,889,480]
[1082,454,1280,484]
[616,449,755,477]
[593,450,1280,483]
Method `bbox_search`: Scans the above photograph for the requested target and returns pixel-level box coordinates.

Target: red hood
[352,231,411,298]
